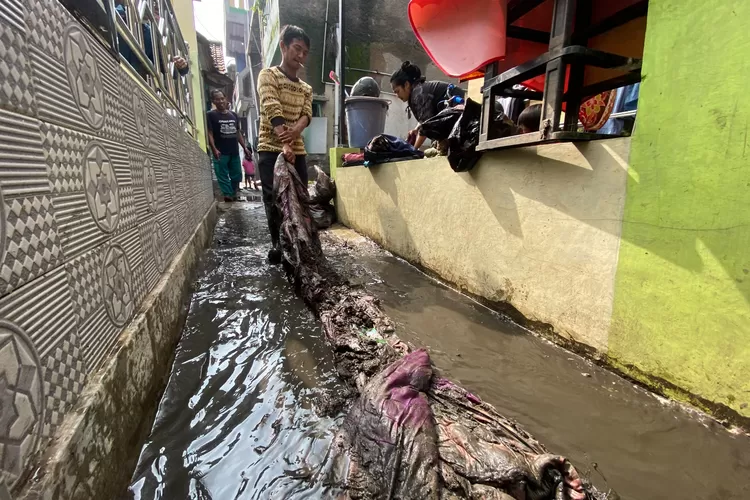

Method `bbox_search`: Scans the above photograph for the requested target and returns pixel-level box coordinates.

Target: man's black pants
[257,152,308,246]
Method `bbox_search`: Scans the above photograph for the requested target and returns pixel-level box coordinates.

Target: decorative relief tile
[1,195,63,296]
[139,219,164,294]
[65,246,103,327]
[40,122,86,194]
[0,0,216,486]
[27,0,66,61]
[143,158,157,214]
[0,320,44,489]
[83,140,119,234]
[62,24,105,130]
[0,0,26,33]
[0,109,48,198]
[0,18,37,117]
[101,243,133,328]
[41,332,86,440]
[114,227,147,310]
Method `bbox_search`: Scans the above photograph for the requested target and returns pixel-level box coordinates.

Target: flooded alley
[128,204,750,500]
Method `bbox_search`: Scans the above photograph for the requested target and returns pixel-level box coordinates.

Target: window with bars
[61,0,197,135]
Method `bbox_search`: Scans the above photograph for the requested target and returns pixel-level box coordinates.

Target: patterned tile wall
[0,0,214,492]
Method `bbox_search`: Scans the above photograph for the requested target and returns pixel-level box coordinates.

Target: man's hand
[282,144,295,164]
[212,147,221,160]
[274,124,289,143]
[243,146,253,159]
[173,56,188,71]
[279,125,302,144]
[407,129,419,146]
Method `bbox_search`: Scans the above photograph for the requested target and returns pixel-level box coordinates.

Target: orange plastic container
[409,0,646,89]
[408,0,508,79]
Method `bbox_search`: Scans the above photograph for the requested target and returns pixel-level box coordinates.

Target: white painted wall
[303,117,329,154]
[381,92,419,140]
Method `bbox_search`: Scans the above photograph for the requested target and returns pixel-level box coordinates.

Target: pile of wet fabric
[308,165,337,229]
[273,154,608,500]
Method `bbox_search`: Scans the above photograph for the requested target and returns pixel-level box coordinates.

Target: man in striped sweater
[257,25,313,264]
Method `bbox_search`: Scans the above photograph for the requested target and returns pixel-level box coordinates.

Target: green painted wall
[173,0,207,150]
[610,0,750,418]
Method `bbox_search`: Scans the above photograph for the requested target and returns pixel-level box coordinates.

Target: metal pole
[334,22,340,146]
[540,0,577,136]
[322,0,330,85]
[337,0,347,146]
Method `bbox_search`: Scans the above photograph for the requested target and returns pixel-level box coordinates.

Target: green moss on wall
[345,43,371,85]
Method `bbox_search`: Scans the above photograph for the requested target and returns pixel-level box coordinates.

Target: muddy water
[129,204,750,500]
[128,205,344,499]
[327,237,750,500]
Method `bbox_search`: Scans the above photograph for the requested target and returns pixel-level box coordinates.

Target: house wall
[336,139,631,353]
[0,0,215,492]
[333,1,750,423]
[608,0,750,418]
[172,0,207,150]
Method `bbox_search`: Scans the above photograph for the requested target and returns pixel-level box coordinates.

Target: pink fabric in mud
[381,350,433,428]
[334,349,440,499]
[272,155,608,500]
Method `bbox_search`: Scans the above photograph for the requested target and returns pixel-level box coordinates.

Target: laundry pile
[308,165,337,229]
[272,153,608,500]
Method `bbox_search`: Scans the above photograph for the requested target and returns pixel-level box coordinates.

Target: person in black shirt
[390,61,465,150]
[207,90,253,201]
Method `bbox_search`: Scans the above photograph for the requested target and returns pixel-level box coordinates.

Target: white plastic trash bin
[345,96,390,148]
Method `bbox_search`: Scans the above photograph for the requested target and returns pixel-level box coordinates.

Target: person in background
[242,147,257,191]
[517,104,542,134]
[207,90,253,202]
[256,25,313,264]
[390,61,465,150]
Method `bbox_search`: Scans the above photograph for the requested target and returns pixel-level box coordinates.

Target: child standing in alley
[242,148,257,190]
[256,25,313,263]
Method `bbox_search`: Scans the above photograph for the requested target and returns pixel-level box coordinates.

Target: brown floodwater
[128,203,750,500]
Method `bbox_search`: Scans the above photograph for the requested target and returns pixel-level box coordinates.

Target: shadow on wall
[369,165,420,261]
[342,136,750,316]
[465,142,628,240]
[347,161,540,336]
[470,141,749,306]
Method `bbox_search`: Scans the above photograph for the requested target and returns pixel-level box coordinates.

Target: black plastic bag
[308,166,336,204]
[447,98,483,172]
[419,107,462,141]
[309,203,336,229]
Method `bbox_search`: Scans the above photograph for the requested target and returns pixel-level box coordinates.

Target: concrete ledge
[18,205,218,500]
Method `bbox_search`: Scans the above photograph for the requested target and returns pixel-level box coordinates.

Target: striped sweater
[257,67,313,155]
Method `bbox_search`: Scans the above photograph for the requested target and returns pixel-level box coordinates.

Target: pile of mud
[272,154,608,500]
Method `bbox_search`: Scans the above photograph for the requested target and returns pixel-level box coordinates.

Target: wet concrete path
[129,203,750,500]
